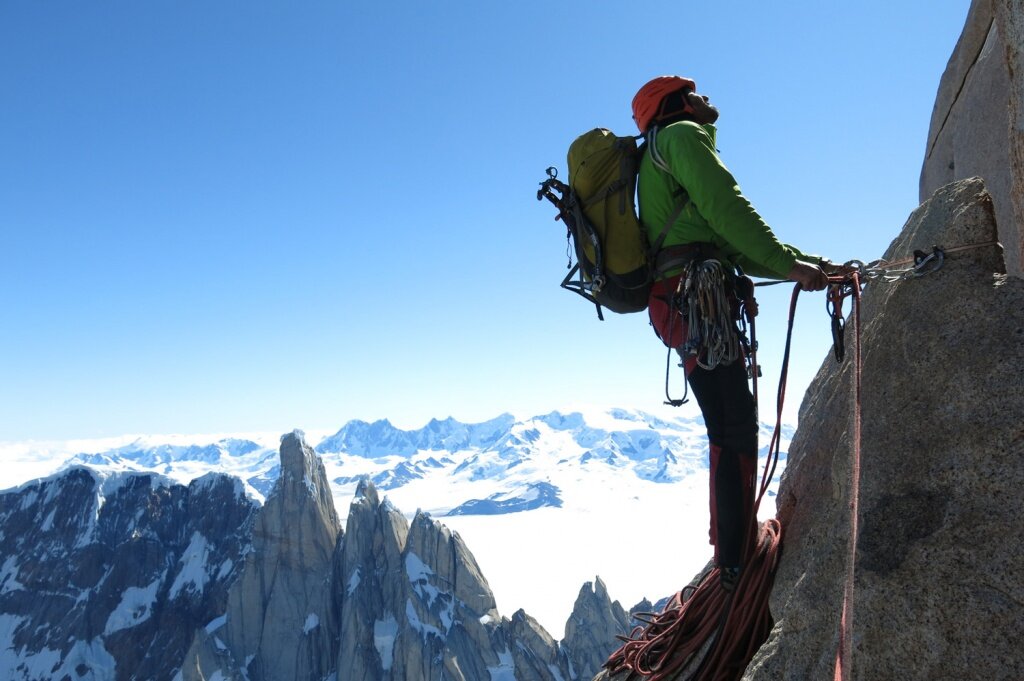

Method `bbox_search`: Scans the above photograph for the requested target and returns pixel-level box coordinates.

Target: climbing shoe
[720,566,741,592]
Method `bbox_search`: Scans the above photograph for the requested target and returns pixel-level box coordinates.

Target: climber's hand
[787,260,829,291]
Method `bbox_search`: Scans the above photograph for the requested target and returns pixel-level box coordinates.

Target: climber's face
[687,92,720,125]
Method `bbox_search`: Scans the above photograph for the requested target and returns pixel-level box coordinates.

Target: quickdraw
[663,261,757,407]
[841,246,945,283]
[827,277,858,363]
[755,240,1000,291]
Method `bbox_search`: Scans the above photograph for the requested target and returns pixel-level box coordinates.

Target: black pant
[686,358,759,568]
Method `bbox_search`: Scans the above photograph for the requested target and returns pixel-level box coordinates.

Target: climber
[632,75,848,590]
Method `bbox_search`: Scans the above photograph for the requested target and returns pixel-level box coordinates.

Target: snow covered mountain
[0,433,640,680]
[56,409,790,518]
[6,409,792,639]
[0,468,257,680]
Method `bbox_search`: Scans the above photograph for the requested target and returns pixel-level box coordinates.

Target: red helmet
[631,75,697,133]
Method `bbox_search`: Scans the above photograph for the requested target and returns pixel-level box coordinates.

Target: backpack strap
[650,200,688,257]
[648,126,674,176]
[646,126,691,268]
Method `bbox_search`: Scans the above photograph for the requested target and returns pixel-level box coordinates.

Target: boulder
[744,178,1024,679]
[920,0,1024,277]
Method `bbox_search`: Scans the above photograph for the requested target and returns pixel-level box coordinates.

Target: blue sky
[1,1,970,441]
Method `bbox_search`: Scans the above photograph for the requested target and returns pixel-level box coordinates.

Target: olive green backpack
[537,128,685,319]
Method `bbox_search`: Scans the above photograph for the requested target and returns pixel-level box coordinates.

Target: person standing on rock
[632,75,846,590]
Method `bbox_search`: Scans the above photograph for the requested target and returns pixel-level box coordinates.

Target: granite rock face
[334,480,577,681]
[162,432,628,681]
[744,178,1024,680]
[0,469,257,680]
[179,431,342,681]
[920,0,1024,277]
[563,577,631,680]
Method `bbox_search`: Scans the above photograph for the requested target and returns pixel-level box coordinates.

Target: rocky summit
[179,431,342,680]
[1,431,631,680]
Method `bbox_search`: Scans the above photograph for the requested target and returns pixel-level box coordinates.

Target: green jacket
[637,120,818,280]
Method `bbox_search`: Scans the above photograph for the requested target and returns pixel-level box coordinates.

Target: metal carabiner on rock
[912,246,945,277]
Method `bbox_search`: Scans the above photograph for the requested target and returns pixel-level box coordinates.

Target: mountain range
[0,418,787,681]
[3,409,792,638]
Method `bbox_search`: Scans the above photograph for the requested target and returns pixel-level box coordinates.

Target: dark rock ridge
[0,468,257,680]
[445,481,563,516]
[1,432,634,680]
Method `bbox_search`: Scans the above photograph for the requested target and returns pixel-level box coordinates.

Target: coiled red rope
[605,273,865,681]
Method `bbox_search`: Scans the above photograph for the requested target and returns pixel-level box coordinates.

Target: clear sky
[1,1,970,442]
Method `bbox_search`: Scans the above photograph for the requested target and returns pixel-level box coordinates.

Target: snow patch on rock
[373,614,398,671]
[169,531,211,599]
[104,574,164,634]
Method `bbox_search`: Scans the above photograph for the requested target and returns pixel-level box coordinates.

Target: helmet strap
[654,88,697,127]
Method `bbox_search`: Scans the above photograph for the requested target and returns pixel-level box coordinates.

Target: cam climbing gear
[686,261,745,370]
[826,277,858,363]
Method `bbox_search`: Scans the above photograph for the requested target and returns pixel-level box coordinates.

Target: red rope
[604,520,782,681]
[756,284,801,511]
[829,273,862,681]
